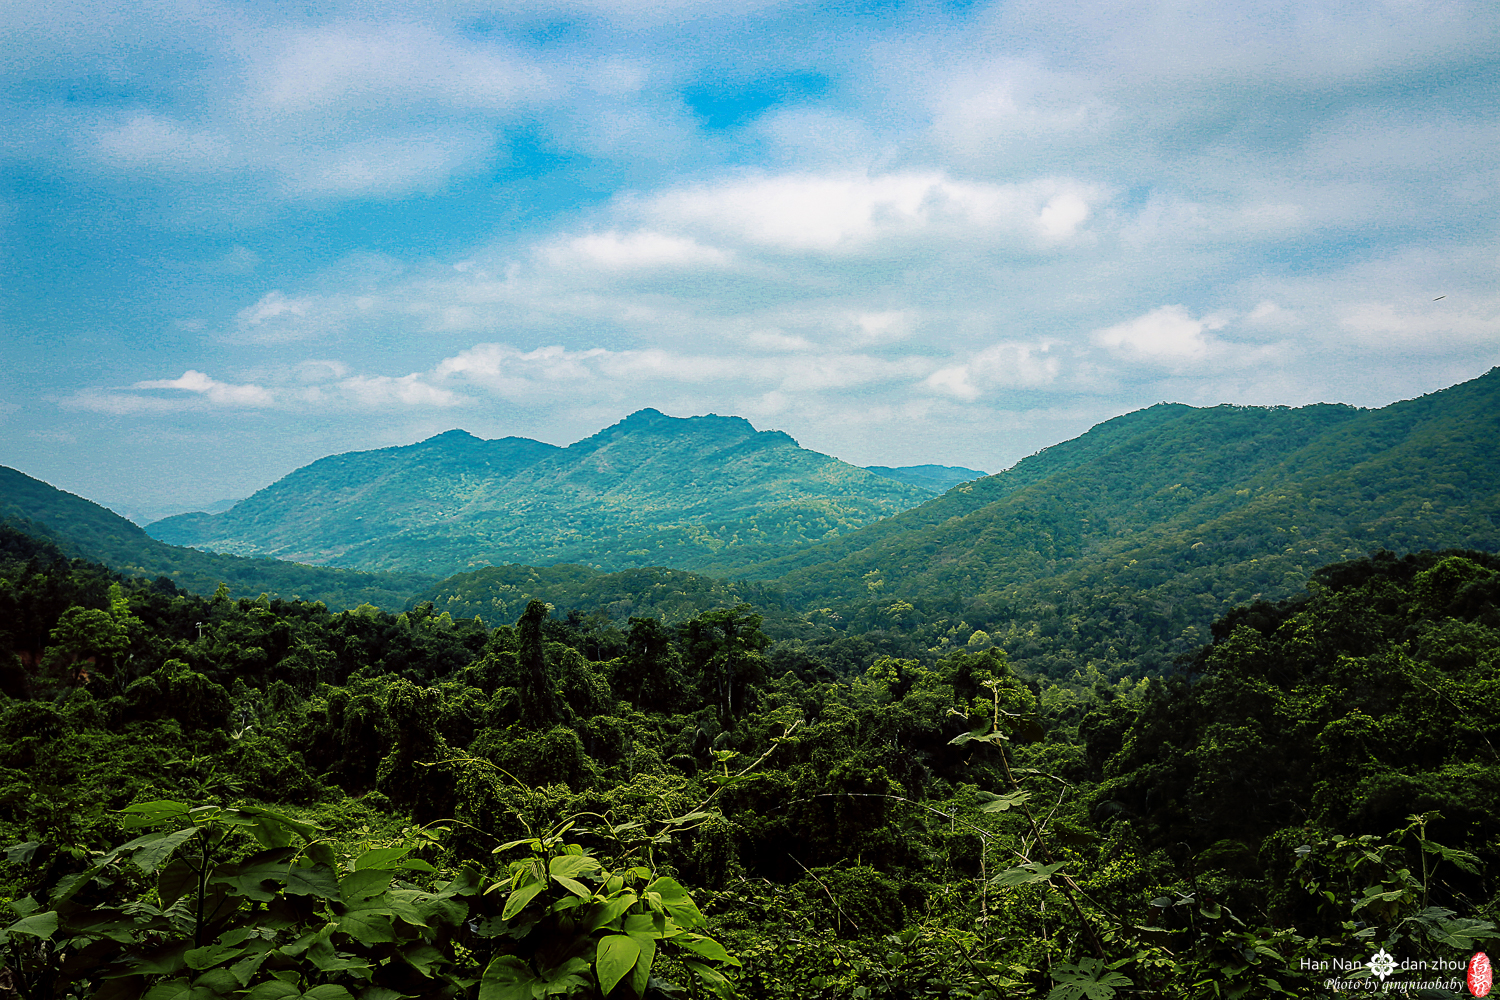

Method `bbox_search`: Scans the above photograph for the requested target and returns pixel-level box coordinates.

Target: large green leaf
[501,880,545,921]
[337,906,399,947]
[549,854,602,881]
[140,979,195,1000]
[596,934,642,996]
[583,893,638,932]
[675,933,738,966]
[211,848,296,902]
[644,877,705,929]
[121,801,192,830]
[340,869,394,903]
[305,931,375,975]
[629,936,657,998]
[991,862,1066,887]
[130,827,200,874]
[353,847,413,870]
[159,858,198,908]
[681,959,734,999]
[6,909,59,940]
[285,864,340,900]
[302,986,356,1000]
[190,967,241,994]
[979,790,1031,813]
[553,875,593,899]
[1048,958,1132,1000]
[479,955,542,1000]
[399,942,446,977]
[184,941,247,971]
[415,891,468,927]
[235,806,322,849]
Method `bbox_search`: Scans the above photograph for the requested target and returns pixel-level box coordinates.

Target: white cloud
[133,370,275,407]
[1246,300,1305,330]
[248,23,550,115]
[233,291,341,344]
[333,374,461,408]
[292,130,497,197]
[745,330,813,352]
[1094,305,1223,359]
[89,115,237,174]
[543,230,732,270]
[922,341,1061,400]
[1337,299,1500,349]
[641,172,1104,253]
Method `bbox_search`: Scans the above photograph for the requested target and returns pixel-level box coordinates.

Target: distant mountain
[0,465,432,610]
[148,409,934,578]
[110,496,241,527]
[864,465,987,492]
[745,368,1500,678]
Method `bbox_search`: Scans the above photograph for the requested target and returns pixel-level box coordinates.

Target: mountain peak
[418,429,481,447]
[583,408,759,445]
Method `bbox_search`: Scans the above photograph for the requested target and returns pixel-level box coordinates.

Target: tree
[681,604,768,718]
[518,599,562,726]
[618,616,687,712]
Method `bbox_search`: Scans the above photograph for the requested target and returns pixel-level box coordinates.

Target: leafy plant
[479,821,738,999]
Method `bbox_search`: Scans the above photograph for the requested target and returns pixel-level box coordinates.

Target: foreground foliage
[1,526,1497,997]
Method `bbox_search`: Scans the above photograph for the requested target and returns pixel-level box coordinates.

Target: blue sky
[2,0,1497,522]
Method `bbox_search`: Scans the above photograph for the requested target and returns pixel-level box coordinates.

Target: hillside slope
[0,466,432,609]
[149,409,933,577]
[757,368,1500,678]
[864,465,987,492]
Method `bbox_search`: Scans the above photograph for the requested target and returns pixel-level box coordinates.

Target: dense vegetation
[743,368,1500,681]
[3,521,1496,998]
[146,411,933,578]
[0,467,432,612]
[863,466,988,493]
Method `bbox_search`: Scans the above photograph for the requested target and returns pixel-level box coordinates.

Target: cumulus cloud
[247,23,550,115]
[1093,306,1226,360]
[639,172,1104,253]
[133,370,275,407]
[330,374,462,408]
[542,230,732,270]
[922,342,1061,400]
[13,0,1500,491]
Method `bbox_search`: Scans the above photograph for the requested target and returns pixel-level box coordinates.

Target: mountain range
[146,409,937,578]
[5,369,1499,679]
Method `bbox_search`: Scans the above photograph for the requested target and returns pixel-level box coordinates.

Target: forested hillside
[2,525,1496,998]
[147,410,933,578]
[0,466,433,610]
[863,465,988,492]
[740,368,1500,679]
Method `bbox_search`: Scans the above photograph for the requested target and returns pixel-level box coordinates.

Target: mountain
[864,465,987,492]
[741,368,1500,678]
[110,495,241,527]
[0,465,433,609]
[147,409,935,578]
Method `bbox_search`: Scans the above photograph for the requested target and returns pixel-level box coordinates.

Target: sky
[2,0,1497,522]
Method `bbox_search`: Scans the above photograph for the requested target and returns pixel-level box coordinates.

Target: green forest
[2,520,1497,999]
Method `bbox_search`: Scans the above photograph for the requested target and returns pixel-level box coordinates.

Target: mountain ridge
[147,409,934,577]
[737,368,1500,677]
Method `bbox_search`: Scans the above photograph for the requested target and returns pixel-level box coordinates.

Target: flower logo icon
[1369,949,1397,981]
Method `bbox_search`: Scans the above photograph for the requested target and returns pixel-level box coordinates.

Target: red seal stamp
[1470,952,1493,997]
